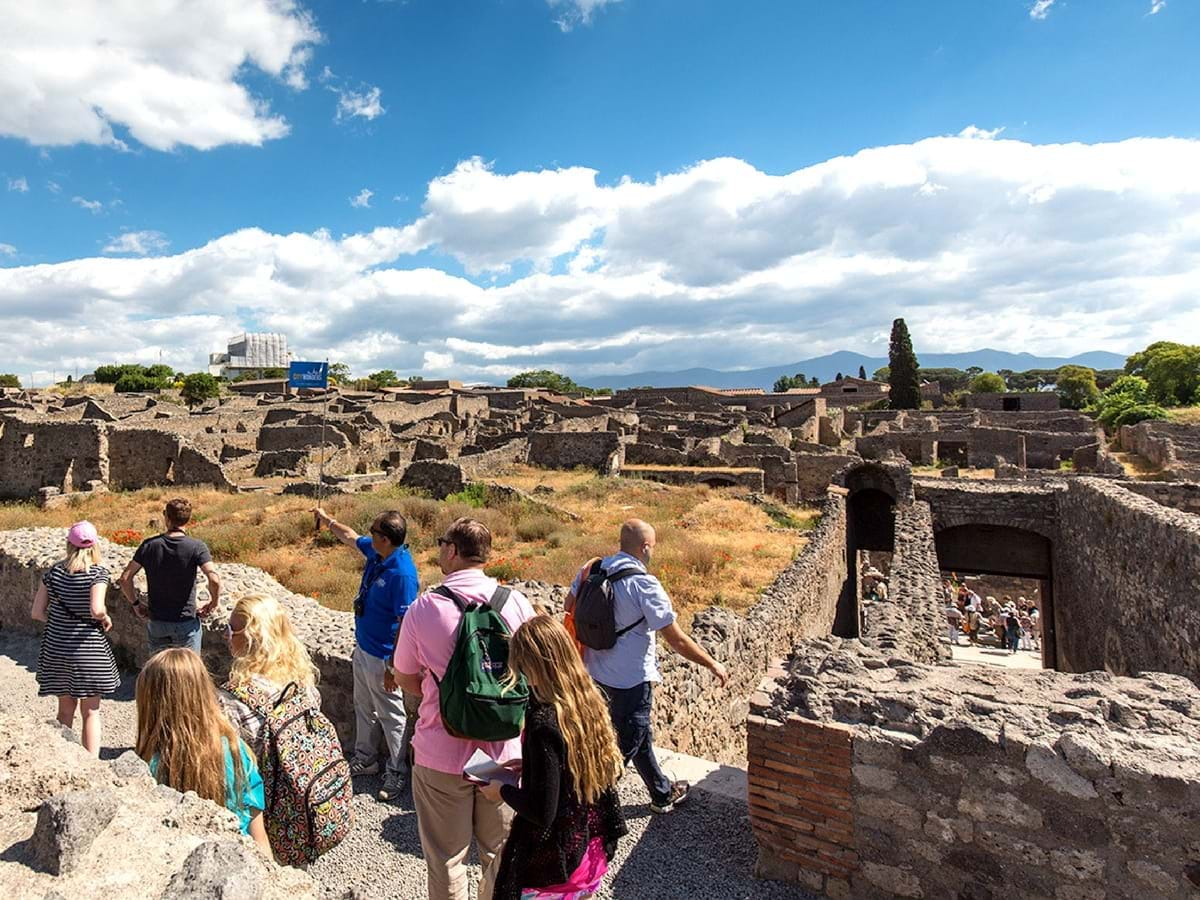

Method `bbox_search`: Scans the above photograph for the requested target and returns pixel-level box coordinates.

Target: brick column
[747,668,858,897]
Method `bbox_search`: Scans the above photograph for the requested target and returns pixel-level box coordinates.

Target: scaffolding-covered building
[208,333,292,379]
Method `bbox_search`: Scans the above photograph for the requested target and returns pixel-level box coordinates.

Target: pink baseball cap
[67,521,99,548]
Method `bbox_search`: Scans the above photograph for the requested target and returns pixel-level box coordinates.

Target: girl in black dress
[483,615,627,900]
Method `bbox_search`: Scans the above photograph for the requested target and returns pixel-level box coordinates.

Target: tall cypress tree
[858,365,867,379]
[888,318,921,409]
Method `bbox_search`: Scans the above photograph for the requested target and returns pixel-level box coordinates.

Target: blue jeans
[147,618,202,655]
[597,680,671,805]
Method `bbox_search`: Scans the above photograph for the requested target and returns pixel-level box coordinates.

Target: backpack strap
[488,585,512,615]
[433,585,468,612]
[603,568,646,637]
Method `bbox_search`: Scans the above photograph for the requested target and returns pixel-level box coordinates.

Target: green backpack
[433,584,529,741]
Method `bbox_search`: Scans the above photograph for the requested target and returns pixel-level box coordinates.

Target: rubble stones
[31,789,120,875]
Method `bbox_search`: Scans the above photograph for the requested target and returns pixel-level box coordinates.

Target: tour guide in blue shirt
[567,518,727,815]
[313,506,419,803]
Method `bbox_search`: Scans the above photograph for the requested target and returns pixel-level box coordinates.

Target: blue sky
[1,0,1198,383]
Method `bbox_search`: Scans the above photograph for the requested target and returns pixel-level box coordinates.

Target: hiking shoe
[378,771,407,802]
[349,758,380,777]
[650,781,690,814]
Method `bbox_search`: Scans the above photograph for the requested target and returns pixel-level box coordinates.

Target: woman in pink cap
[30,521,121,755]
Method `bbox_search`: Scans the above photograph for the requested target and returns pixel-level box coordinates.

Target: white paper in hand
[463,748,520,787]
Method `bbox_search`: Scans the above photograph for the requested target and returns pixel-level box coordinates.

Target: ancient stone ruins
[1,379,1199,897]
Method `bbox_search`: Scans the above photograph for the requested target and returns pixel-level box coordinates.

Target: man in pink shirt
[394,517,535,900]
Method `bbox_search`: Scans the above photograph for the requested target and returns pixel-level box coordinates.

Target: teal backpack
[433,584,529,741]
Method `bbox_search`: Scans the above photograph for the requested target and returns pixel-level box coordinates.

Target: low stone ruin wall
[1056,478,1200,683]
[1119,479,1200,515]
[527,430,623,472]
[866,502,948,666]
[748,639,1200,898]
[0,699,314,897]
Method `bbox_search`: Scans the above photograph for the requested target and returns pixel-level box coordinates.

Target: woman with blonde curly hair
[218,594,321,757]
[136,648,270,854]
[482,615,628,900]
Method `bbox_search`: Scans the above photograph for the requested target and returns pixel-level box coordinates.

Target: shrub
[515,512,560,542]
[398,496,442,533]
[968,372,1006,393]
[180,372,220,408]
[0,373,20,388]
[114,372,166,393]
[444,482,489,508]
[1112,404,1168,428]
[484,557,522,582]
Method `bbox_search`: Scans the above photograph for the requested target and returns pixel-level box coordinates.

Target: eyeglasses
[225,623,246,642]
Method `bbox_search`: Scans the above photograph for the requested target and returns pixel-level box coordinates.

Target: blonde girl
[484,616,628,900]
[136,648,270,855]
[218,594,321,757]
[31,521,120,755]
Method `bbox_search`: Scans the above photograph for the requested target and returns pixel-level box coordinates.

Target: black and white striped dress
[36,563,121,698]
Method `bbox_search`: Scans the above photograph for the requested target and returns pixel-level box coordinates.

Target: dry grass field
[0,466,817,620]
[1167,407,1200,425]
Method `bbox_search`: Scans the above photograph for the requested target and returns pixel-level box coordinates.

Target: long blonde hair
[64,542,101,574]
[507,616,623,805]
[227,595,318,689]
[136,649,245,807]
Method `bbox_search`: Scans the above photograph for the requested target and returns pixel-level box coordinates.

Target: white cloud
[0,0,320,151]
[1,133,1198,381]
[7,176,28,193]
[47,180,61,194]
[1149,0,1166,13]
[1030,0,1056,19]
[71,196,103,214]
[547,0,619,30]
[102,230,170,256]
[0,243,15,257]
[350,188,374,209]
[336,86,385,122]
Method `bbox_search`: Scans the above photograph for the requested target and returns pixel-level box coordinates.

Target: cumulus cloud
[102,230,170,256]
[71,196,103,214]
[350,188,374,209]
[46,180,61,194]
[547,0,619,30]
[0,243,15,257]
[1030,0,1056,19]
[7,176,28,193]
[1149,0,1166,13]
[1,133,1199,384]
[0,0,320,151]
[336,86,385,121]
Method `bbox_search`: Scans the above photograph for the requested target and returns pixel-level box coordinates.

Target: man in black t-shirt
[119,498,221,654]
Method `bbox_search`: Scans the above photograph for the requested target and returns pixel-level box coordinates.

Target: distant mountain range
[577,349,1129,392]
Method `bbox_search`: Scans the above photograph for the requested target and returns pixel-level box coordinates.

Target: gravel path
[0,631,813,900]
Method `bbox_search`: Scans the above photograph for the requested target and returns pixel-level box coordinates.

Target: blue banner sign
[289,361,329,389]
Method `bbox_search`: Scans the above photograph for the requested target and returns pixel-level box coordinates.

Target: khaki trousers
[411,764,513,900]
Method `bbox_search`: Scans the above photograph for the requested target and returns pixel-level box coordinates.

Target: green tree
[507,370,580,393]
[1145,345,1200,406]
[180,372,221,408]
[144,363,175,382]
[1092,375,1157,428]
[0,373,20,388]
[328,362,352,385]
[94,363,147,384]
[772,372,812,392]
[968,372,1006,393]
[872,366,890,382]
[857,365,867,379]
[114,372,162,392]
[368,370,401,388]
[887,318,921,409]
[1055,365,1100,410]
[408,375,424,384]
[917,367,970,392]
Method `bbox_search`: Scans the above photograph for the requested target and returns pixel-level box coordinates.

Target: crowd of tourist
[29,497,728,900]
[942,578,1042,655]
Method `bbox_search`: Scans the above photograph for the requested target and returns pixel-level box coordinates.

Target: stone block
[31,788,121,875]
[1026,744,1098,800]
[861,861,923,898]
[161,839,266,899]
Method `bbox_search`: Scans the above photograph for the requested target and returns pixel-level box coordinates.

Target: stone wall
[867,501,948,665]
[0,698,314,898]
[963,391,1061,411]
[528,430,623,472]
[108,428,234,490]
[749,638,1200,898]
[0,417,107,499]
[795,453,860,501]
[1119,479,1200,515]
[1056,477,1200,682]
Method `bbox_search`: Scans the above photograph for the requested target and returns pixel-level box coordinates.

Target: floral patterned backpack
[226,679,353,865]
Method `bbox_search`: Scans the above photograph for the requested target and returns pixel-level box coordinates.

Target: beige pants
[412,764,513,900]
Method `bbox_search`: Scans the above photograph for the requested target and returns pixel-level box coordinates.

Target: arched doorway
[836,464,901,639]
[934,523,1056,669]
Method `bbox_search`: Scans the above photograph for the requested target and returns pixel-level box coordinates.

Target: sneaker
[349,758,380,777]
[650,781,690,814]
[378,771,407,802]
